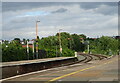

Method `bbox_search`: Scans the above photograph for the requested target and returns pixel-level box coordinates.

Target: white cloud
[94,4,118,15]
[2,2,118,40]
[2,0,120,2]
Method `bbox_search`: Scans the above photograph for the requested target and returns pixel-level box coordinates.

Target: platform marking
[47,58,118,83]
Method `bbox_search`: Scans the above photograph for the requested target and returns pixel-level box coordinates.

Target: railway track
[90,54,108,60]
[77,52,108,63]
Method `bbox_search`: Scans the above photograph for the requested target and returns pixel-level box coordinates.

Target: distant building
[21,41,25,45]
[1,40,10,44]
[22,44,33,48]
[32,39,36,41]
[88,38,98,40]
[28,40,34,44]
[0,40,2,44]
[22,40,34,48]
[115,36,120,39]
[91,38,97,40]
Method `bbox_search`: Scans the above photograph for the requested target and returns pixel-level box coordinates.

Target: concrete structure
[1,57,78,79]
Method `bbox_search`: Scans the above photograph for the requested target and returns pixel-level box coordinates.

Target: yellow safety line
[49,66,96,82]
[46,58,118,83]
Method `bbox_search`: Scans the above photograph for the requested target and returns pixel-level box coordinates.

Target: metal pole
[36,40,38,59]
[27,41,29,60]
[59,29,62,57]
[32,41,34,59]
[87,41,90,54]
[36,21,38,59]
[36,21,40,59]
[88,44,89,54]
[36,22,38,38]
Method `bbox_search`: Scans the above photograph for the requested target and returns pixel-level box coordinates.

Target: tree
[14,38,21,44]
[71,34,85,52]
[79,34,86,39]
[89,36,118,55]
[23,38,27,44]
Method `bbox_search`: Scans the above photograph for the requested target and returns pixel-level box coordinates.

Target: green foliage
[45,47,75,58]
[71,34,85,51]
[14,38,21,44]
[2,32,118,62]
[23,38,27,44]
[62,48,75,57]
[38,32,86,57]
[2,43,34,62]
[36,32,86,58]
[88,36,118,56]
[79,34,86,39]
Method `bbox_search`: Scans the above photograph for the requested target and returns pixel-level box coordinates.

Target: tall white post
[27,41,29,60]
[32,41,34,59]
[88,44,89,54]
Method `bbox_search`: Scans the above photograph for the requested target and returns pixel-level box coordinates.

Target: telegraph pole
[36,20,40,59]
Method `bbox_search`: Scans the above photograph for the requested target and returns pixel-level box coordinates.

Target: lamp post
[36,20,40,59]
[59,29,62,57]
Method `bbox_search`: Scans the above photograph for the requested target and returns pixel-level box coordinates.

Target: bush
[2,43,33,62]
[45,48,75,58]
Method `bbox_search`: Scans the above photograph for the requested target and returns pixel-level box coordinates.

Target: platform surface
[1,57,74,67]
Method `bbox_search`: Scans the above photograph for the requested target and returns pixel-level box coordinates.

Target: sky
[2,2,119,40]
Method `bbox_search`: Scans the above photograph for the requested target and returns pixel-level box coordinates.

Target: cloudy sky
[2,2,118,40]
